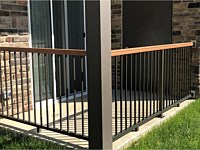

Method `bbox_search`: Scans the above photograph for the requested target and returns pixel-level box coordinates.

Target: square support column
[85,0,112,149]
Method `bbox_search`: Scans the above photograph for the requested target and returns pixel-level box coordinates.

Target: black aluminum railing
[0,47,88,140]
[0,41,195,147]
[111,42,194,140]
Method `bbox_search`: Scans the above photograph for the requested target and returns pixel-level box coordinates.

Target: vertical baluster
[58,54,62,130]
[52,54,55,128]
[180,48,182,100]
[162,50,165,111]
[73,56,77,133]
[9,52,13,117]
[156,51,159,113]
[14,52,19,118]
[190,47,192,94]
[184,47,186,98]
[44,53,49,128]
[20,52,25,120]
[168,50,172,106]
[65,55,69,132]
[173,49,176,103]
[81,56,84,135]
[177,48,180,102]
[178,48,181,101]
[169,50,172,106]
[165,50,168,108]
[179,48,182,101]
[32,53,36,124]
[4,51,8,116]
[125,55,127,129]
[38,53,42,125]
[0,52,3,115]
[146,53,149,117]
[120,55,123,132]
[187,47,189,95]
[138,53,142,122]
[134,54,137,124]
[142,53,145,120]
[26,52,30,122]
[171,49,175,104]
[182,47,184,99]
[156,51,159,112]
[189,47,192,95]
[175,48,177,103]
[152,51,155,114]
[174,49,177,104]
[150,52,153,116]
[63,55,67,130]
[181,47,184,99]
[159,50,164,118]
[130,55,132,126]
[115,56,118,134]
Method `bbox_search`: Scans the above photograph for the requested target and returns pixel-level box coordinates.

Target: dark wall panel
[67,0,86,93]
[123,1,172,48]
[122,1,172,91]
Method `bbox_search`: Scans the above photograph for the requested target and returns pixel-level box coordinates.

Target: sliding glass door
[30,0,86,101]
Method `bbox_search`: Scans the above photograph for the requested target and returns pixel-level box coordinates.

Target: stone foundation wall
[0,0,32,115]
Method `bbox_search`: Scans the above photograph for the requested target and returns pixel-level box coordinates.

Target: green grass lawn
[0,127,67,149]
[127,100,200,149]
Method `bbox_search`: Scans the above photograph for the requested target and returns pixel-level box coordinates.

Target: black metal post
[85,0,112,149]
[158,50,164,118]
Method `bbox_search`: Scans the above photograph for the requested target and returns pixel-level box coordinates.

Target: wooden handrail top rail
[111,42,194,56]
[0,47,86,56]
[0,42,194,56]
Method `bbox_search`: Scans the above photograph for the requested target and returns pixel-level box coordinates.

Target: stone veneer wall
[111,0,122,50]
[0,0,32,115]
[172,0,200,97]
[111,0,122,88]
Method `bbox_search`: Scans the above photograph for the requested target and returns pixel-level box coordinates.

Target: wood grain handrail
[111,42,194,57]
[0,47,86,56]
[0,42,194,57]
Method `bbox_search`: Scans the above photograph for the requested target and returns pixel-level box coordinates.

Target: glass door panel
[30,0,53,101]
